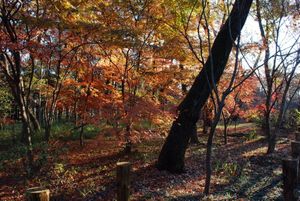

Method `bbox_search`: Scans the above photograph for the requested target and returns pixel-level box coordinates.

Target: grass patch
[0,121,102,143]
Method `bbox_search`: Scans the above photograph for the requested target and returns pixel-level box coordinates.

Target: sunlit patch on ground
[242,146,268,158]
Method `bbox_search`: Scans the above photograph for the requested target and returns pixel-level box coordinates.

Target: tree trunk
[222,113,228,145]
[190,124,200,144]
[203,120,208,134]
[157,0,253,173]
[79,123,84,147]
[265,111,275,154]
[73,100,77,123]
[36,103,42,125]
[66,107,70,121]
[20,109,34,177]
[204,114,221,195]
[58,110,62,122]
[45,123,51,142]
[204,129,213,195]
[28,109,40,131]
[44,101,57,141]
[270,66,297,152]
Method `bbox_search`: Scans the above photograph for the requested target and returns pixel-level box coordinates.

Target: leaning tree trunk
[190,124,200,144]
[157,0,253,173]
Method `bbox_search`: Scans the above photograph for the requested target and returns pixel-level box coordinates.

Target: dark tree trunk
[266,112,275,154]
[224,122,228,144]
[58,109,62,122]
[79,123,84,147]
[66,107,70,121]
[190,124,200,144]
[44,105,55,142]
[204,111,222,195]
[222,112,229,145]
[54,109,58,122]
[157,0,253,173]
[45,124,51,141]
[203,121,208,134]
[36,103,41,125]
[73,100,77,123]
[28,109,40,131]
[19,101,34,177]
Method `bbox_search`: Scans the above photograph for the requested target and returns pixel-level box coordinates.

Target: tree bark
[204,106,223,195]
[45,123,51,142]
[265,111,274,154]
[222,112,229,145]
[157,0,253,173]
[79,122,84,147]
[282,158,298,201]
[65,107,69,121]
[28,109,41,131]
[190,124,200,144]
[58,109,62,122]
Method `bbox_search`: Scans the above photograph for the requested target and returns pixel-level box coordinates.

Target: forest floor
[0,123,295,201]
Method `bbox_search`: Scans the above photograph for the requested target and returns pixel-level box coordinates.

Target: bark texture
[282,158,298,201]
[157,0,253,173]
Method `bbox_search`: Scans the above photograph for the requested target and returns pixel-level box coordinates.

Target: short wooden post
[282,158,298,201]
[26,187,50,201]
[291,141,300,183]
[116,162,130,201]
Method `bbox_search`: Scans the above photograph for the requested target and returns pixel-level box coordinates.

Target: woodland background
[0,0,300,200]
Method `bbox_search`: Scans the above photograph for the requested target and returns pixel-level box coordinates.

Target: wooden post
[282,158,298,201]
[291,141,300,183]
[26,187,50,201]
[116,162,130,201]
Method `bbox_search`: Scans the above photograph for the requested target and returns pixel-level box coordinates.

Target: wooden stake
[116,162,130,201]
[291,141,300,183]
[26,187,50,201]
[282,158,298,201]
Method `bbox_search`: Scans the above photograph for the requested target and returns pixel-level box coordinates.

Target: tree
[0,0,36,174]
[157,0,253,173]
[221,70,258,143]
[255,0,300,153]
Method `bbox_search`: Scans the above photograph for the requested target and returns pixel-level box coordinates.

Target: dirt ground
[0,124,295,200]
